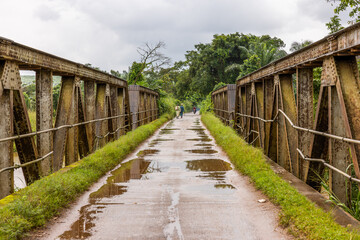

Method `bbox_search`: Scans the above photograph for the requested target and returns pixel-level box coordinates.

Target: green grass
[28,111,36,131]
[0,114,172,239]
[201,113,360,240]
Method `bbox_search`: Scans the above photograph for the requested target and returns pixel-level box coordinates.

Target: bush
[158,95,176,116]
[199,94,213,114]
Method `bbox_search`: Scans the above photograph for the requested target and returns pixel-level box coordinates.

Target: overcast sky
[0,0,351,73]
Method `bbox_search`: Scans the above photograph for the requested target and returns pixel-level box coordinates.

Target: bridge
[0,39,159,199]
[2,23,360,239]
[213,22,360,205]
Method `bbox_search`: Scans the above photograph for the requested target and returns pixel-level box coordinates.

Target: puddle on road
[214,184,236,189]
[186,137,212,142]
[149,138,174,147]
[160,129,176,135]
[194,143,213,147]
[185,149,218,154]
[137,149,160,156]
[58,156,153,239]
[186,159,232,172]
[58,118,236,239]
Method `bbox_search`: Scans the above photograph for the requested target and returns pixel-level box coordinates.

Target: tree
[131,41,171,85]
[327,0,360,22]
[289,40,313,52]
[326,0,360,33]
[185,33,287,96]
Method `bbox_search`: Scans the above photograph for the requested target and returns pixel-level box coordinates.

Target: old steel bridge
[212,22,360,205]
[0,38,159,199]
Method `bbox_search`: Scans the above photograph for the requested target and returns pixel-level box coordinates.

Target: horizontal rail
[235,109,360,146]
[0,114,129,143]
[0,151,53,173]
[0,109,158,144]
[0,111,159,173]
[278,109,360,145]
[297,148,360,183]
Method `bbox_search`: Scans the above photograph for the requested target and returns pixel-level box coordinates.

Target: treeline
[121,33,290,111]
[21,33,315,116]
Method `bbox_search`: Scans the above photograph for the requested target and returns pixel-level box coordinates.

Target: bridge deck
[34,114,290,240]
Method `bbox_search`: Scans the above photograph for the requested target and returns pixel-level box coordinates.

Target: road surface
[34,113,291,240]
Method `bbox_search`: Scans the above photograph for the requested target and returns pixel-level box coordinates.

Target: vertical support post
[77,83,89,159]
[13,89,40,183]
[129,86,139,130]
[255,81,264,147]
[95,83,107,148]
[65,77,79,165]
[53,76,75,171]
[264,78,274,154]
[140,92,145,126]
[84,80,95,153]
[296,68,313,180]
[110,86,119,139]
[0,61,13,198]
[36,69,53,176]
[277,74,298,175]
[117,88,125,136]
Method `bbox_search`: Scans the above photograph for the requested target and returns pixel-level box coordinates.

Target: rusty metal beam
[13,89,40,184]
[296,68,313,180]
[95,84,107,148]
[36,69,53,176]
[0,61,14,198]
[84,80,95,153]
[77,85,89,158]
[0,37,126,87]
[53,76,75,171]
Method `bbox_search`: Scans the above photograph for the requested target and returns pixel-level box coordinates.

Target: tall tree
[289,40,313,52]
[130,41,171,85]
[326,0,360,33]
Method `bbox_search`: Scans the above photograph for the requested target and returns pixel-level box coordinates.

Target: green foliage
[186,33,286,96]
[128,61,146,85]
[212,82,227,91]
[238,55,262,78]
[201,113,360,239]
[289,40,313,52]
[199,94,213,114]
[0,114,172,239]
[327,0,360,23]
[326,0,360,33]
[158,95,177,116]
[326,15,345,33]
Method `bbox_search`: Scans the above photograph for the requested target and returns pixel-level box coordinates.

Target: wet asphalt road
[39,113,290,240]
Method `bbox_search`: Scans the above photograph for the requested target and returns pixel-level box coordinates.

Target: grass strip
[0,114,172,239]
[201,113,359,240]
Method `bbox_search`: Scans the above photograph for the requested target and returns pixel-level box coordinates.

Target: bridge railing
[211,84,236,126]
[0,38,159,199]
[211,22,360,206]
[128,85,159,130]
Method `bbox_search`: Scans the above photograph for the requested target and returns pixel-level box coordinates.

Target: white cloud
[0,0,352,72]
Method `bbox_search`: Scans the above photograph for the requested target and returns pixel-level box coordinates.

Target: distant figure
[193,106,197,114]
[180,104,185,118]
[175,105,180,119]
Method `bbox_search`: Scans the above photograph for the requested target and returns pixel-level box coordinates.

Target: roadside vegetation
[0,113,172,239]
[201,112,360,240]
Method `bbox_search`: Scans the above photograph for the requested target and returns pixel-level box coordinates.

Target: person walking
[180,104,185,118]
[193,106,196,114]
[175,105,180,119]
